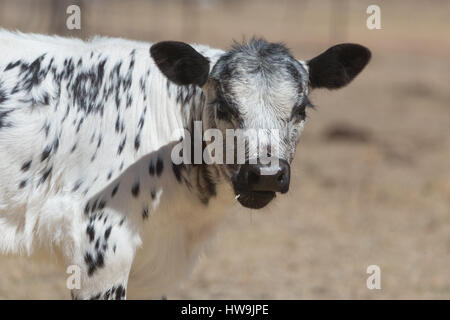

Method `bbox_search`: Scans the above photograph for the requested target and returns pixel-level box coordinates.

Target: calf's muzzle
[235,159,290,194]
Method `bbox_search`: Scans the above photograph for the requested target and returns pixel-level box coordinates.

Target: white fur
[0,30,232,299]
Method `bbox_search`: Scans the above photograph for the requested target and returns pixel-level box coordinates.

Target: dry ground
[0,0,449,299]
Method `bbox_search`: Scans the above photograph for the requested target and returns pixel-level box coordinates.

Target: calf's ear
[307,43,371,89]
[150,41,210,86]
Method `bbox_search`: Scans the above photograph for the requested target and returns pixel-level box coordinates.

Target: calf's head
[151,39,371,209]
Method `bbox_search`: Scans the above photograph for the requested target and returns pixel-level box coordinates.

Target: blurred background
[0,0,449,299]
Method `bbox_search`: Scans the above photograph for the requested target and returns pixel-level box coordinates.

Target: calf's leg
[68,209,139,300]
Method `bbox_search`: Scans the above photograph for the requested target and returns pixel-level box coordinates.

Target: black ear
[150,41,210,86]
[307,43,371,89]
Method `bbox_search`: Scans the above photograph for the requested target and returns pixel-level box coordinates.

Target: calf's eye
[292,105,306,122]
[293,96,314,122]
[297,109,306,121]
[211,89,237,122]
[217,103,231,121]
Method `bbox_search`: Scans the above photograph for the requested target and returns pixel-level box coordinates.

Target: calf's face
[151,39,371,209]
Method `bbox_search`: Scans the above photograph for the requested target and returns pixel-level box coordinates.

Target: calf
[0,30,370,299]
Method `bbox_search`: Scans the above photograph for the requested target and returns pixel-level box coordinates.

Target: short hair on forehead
[211,38,305,84]
[230,37,293,59]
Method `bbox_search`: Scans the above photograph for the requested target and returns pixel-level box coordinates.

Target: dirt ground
[0,0,449,299]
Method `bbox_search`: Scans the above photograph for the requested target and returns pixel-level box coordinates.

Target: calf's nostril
[237,162,290,193]
[277,173,286,186]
